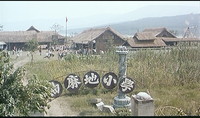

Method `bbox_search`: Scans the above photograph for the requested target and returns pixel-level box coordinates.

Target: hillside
[2,4,199,38]
[67,13,200,38]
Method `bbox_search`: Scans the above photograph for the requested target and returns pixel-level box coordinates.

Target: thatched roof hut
[142,27,177,38]
[27,25,40,33]
[134,32,155,41]
[71,26,126,44]
[0,30,64,43]
[143,27,200,45]
[0,26,65,50]
[37,31,64,43]
[132,27,200,46]
[0,31,37,43]
[124,32,166,48]
[71,26,126,53]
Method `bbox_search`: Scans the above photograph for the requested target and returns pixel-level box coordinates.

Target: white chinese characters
[119,77,135,93]
[67,75,82,89]
[49,80,63,98]
[84,72,99,84]
[83,71,100,88]
[64,74,82,92]
[102,72,118,89]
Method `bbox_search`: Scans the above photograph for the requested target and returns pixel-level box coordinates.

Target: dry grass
[19,44,200,116]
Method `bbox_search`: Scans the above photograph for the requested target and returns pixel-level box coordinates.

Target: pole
[66,17,68,46]
[113,46,131,109]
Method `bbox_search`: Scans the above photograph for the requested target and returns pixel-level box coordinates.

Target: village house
[142,27,176,38]
[142,27,200,46]
[70,26,126,53]
[123,32,166,48]
[123,27,200,48]
[0,26,65,51]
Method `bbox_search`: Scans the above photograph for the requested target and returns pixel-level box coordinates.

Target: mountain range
[66,13,200,38]
[2,5,200,37]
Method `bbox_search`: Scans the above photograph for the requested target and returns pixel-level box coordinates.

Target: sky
[0,1,200,23]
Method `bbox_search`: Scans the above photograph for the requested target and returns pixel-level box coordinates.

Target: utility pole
[66,17,68,46]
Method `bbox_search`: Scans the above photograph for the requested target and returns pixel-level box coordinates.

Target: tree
[25,38,39,65]
[0,51,52,116]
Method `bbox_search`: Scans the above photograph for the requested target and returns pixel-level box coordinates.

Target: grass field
[13,44,200,116]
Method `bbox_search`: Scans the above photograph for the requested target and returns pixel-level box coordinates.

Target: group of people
[58,50,66,59]
[12,47,23,59]
[43,48,66,60]
[43,49,54,59]
[39,45,105,60]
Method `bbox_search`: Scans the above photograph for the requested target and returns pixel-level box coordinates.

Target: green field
[14,44,200,116]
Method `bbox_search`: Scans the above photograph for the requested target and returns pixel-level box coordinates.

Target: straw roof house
[27,25,40,33]
[71,26,126,53]
[0,26,64,50]
[142,27,177,38]
[142,27,200,45]
[123,32,166,48]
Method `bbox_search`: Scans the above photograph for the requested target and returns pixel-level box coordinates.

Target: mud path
[10,51,79,116]
[45,96,79,116]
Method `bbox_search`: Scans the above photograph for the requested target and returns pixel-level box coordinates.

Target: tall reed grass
[25,43,200,116]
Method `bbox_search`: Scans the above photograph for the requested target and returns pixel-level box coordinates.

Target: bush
[0,51,52,116]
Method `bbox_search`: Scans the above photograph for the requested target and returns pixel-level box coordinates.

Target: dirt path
[10,50,79,116]
[45,96,79,116]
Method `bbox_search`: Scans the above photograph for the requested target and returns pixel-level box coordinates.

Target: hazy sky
[0,1,199,23]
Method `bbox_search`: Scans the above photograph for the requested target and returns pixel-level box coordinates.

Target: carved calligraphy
[83,71,100,88]
[64,74,82,92]
[102,72,118,89]
[49,80,63,98]
[119,77,135,93]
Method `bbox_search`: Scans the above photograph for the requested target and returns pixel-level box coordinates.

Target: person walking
[39,46,42,55]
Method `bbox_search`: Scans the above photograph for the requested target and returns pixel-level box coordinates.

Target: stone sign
[102,72,118,89]
[64,74,82,92]
[119,77,135,93]
[49,80,63,98]
[83,71,100,88]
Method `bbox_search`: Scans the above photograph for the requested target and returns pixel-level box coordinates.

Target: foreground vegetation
[0,51,52,116]
[24,43,200,116]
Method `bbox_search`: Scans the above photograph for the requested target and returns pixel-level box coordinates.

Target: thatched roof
[126,37,166,48]
[27,26,40,33]
[37,31,64,42]
[142,27,177,38]
[71,26,126,44]
[0,31,37,43]
[0,30,64,43]
[162,37,200,42]
[134,32,155,41]
[142,27,200,43]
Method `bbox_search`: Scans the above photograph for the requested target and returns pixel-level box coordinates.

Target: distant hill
[67,13,200,38]
[2,4,199,38]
